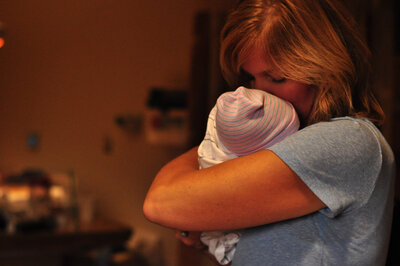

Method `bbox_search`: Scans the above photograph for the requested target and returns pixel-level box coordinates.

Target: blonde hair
[220,0,384,126]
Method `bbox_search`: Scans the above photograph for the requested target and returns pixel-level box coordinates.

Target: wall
[0,1,212,265]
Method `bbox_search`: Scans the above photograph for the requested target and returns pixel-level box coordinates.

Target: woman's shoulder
[269,116,395,216]
[276,116,383,152]
[304,116,393,158]
[269,116,394,194]
[298,116,387,149]
[307,116,378,135]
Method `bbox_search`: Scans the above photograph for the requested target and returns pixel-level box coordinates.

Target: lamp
[0,21,5,48]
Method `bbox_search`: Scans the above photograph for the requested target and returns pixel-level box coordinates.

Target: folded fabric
[201,231,242,265]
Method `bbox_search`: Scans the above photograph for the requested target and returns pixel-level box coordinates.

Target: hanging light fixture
[0,21,5,48]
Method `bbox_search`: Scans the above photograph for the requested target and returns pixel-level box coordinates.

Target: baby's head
[216,86,299,156]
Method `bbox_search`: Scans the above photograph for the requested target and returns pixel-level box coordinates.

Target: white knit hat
[215,86,300,156]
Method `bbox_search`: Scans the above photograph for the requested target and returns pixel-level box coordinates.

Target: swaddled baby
[198,86,300,264]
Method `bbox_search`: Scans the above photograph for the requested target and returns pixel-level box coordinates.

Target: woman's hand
[175,230,224,265]
[175,230,206,250]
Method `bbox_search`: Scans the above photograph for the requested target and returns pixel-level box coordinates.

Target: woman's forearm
[143,148,325,232]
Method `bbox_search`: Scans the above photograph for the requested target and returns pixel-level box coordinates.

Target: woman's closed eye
[262,72,287,84]
[271,77,287,83]
[239,69,287,88]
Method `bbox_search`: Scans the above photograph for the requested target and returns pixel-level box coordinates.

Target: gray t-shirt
[232,117,395,266]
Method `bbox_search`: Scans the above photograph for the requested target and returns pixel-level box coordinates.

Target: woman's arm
[143,146,325,231]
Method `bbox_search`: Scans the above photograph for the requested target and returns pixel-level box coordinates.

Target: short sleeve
[268,117,383,217]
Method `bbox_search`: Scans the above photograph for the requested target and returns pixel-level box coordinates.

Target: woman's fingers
[175,231,206,250]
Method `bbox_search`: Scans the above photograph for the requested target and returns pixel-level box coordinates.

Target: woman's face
[241,46,316,123]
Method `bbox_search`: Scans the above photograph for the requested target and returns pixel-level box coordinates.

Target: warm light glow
[0,38,4,48]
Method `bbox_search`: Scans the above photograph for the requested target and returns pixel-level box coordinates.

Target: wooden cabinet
[0,219,132,266]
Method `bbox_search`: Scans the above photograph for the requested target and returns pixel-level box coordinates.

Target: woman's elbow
[143,191,189,229]
[143,191,171,227]
[143,193,157,223]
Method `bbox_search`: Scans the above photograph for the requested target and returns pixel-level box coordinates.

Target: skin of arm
[143,146,326,232]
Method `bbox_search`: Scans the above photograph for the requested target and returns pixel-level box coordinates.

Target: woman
[143,0,396,265]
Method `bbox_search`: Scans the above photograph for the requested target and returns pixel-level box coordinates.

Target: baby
[198,86,300,264]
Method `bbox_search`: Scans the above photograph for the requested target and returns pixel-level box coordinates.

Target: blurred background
[0,0,398,266]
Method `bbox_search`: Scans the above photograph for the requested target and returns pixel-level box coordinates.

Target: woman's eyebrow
[241,67,281,78]
[261,69,284,78]
[261,70,273,76]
